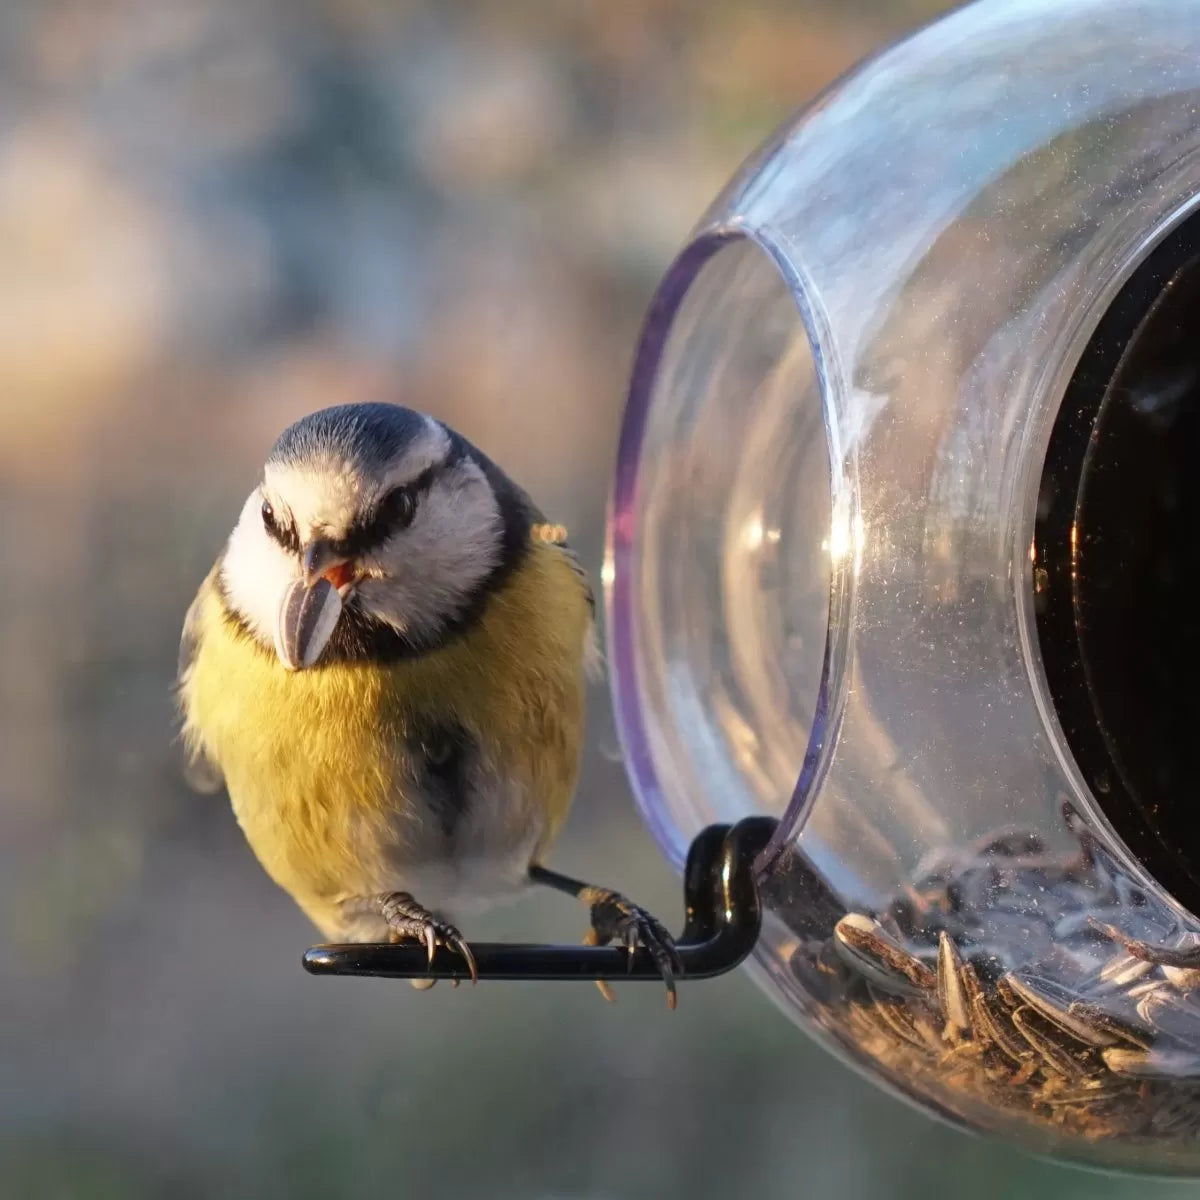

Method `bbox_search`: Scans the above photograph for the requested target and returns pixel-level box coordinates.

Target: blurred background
[5,1,1200,1197]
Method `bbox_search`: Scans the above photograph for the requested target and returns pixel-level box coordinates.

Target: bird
[176,402,681,1003]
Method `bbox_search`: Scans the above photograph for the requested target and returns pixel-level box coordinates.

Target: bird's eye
[386,487,417,530]
[260,495,300,553]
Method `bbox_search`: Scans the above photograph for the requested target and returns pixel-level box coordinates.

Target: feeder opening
[1036,209,1200,917]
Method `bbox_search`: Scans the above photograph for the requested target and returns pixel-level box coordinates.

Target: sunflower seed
[833,914,936,997]
[1010,1007,1088,1079]
[274,577,342,670]
[1102,1047,1200,1080]
[787,818,1200,1142]
[1162,933,1200,992]
[1096,951,1155,992]
[961,966,1033,1065]
[1065,1001,1155,1050]
[867,985,942,1054]
[937,932,971,1040]
[1001,972,1118,1047]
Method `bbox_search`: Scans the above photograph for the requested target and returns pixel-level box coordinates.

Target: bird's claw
[584,888,683,1009]
[379,891,479,986]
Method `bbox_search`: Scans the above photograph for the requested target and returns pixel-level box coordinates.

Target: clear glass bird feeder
[606,0,1200,1174]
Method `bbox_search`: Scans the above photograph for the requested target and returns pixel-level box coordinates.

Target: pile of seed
[786,810,1200,1143]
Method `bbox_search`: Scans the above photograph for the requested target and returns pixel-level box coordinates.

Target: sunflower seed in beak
[275,577,343,670]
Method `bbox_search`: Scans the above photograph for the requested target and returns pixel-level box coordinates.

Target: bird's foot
[376,891,479,987]
[581,887,683,1009]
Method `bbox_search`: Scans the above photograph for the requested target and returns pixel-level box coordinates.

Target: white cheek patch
[357,465,502,638]
[221,490,300,645]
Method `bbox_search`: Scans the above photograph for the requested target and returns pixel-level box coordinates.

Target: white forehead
[262,416,450,534]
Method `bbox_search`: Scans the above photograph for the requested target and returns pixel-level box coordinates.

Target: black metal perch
[303,816,778,985]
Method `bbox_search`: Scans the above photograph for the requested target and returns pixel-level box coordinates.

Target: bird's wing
[558,541,596,619]
[176,564,226,794]
[532,522,604,681]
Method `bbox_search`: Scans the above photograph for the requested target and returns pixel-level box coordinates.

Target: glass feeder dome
[606,0,1200,1175]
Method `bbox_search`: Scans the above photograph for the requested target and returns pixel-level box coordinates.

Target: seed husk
[833,913,937,997]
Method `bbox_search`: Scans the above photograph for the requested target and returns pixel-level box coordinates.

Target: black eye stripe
[337,465,438,558]
[261,494,300,554]
[257,459,446,562]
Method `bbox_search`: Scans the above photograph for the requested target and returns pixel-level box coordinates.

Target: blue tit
[177,402,681,1002]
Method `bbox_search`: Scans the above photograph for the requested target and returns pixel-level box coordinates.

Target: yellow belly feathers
[179,543,589,936]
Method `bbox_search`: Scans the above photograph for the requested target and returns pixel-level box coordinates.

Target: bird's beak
[301,538,357,591]
[274,539,357,671]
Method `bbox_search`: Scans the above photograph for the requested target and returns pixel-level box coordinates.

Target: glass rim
[603,224,857,875]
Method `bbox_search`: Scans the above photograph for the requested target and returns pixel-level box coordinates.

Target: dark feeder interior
[1036,212,1200,918]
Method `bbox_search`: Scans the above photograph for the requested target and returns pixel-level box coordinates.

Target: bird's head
[221,403,523,668]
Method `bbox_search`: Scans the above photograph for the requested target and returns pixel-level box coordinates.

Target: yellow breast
[179,543,590,930]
